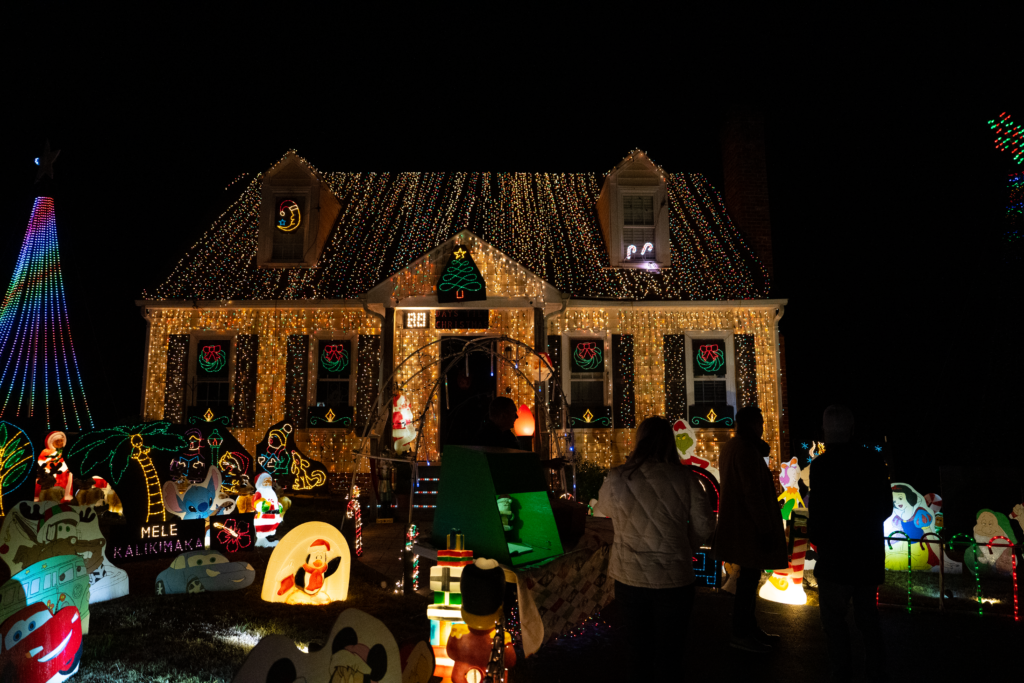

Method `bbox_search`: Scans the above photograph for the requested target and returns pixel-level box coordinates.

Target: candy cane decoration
[625,244,636,260]
[987,535,1017,622]
[887,531,914,613]
[640,242,653,257]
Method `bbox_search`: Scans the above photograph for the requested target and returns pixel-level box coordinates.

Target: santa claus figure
[392,393,417,454]
[252,473,285,547]
[36,430,73,502]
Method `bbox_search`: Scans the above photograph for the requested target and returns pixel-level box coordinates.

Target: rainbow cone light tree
[0,156,92,430]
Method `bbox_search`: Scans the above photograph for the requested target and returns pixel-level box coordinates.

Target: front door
[439,337,497,449]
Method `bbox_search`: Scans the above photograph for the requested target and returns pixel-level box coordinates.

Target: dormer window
[271,197,306,261]
[597,151,670,269]
[257,152,341,269]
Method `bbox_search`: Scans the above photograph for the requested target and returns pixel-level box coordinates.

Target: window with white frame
[193,338,231,407]
[315,339,353,407]
[686,334,736,427]
[567,338,606,406]
[622,195,656,261]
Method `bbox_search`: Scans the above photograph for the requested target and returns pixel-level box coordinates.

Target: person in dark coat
[809,405,891,683]
[473,397,522,449]
[713,405,789,653]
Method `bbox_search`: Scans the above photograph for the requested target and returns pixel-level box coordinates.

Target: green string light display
[886,531,914,613]
[948,533,983,617]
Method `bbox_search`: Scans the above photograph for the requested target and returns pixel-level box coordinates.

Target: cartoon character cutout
[2,502,107,577]
[170,428,208,482]
[35,431,72,502]
[275,539,344,603]
[392,394,417,454]
[258,426,292,476]
[162,466,222,520]
[777,457,806,519]
[673,418,720,483]
[261,522,349,606]
[964,508,1019,578]
[0,603,83,683]
[231,608,427,683]
[252,473,285,547]
[884,482,940,571]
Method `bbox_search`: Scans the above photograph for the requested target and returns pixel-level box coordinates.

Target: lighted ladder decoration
[131,434,166,523]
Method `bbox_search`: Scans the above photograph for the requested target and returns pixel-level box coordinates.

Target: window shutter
[163,334,190,423]
[356,334,381,429]
[232,335,259,428]
[735,333,758,408]
[285,335,310,427]
[547,334,562,423]
[612,334,636,428]
[663,334,687,421]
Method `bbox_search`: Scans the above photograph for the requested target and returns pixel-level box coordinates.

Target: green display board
[433,446,564,568]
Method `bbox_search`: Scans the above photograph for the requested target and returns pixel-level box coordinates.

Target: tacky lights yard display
[64,423,188,525]
[0,197,92,430]
[988,112,1023,165]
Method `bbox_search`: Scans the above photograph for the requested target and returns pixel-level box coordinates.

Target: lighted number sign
[693,339,726,377]
[277,199,302,232]
[404,311,429,329]
[437,247,486,303]
[319,342,350,375]
[570,340,604,373]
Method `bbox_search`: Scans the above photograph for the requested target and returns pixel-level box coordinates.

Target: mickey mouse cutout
[231,608,434,683]
[261,522,350,605]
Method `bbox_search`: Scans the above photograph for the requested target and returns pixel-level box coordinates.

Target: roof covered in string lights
[146,151,771,302]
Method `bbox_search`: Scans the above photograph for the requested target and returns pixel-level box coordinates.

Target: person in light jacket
[597,416,715,679]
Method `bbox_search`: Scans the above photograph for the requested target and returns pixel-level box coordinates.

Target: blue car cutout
[155,551,255,595]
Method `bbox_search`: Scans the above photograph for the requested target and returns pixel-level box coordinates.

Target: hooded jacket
[712,432,789,569]
[597,460,715,589]
[809,442,891,585]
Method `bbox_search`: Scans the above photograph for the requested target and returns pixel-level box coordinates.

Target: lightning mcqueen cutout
[0,602,83,683]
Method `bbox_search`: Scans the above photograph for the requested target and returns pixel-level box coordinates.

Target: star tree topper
[35,140,60,183]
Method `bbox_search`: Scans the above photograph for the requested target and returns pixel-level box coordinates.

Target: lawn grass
[72,497,429,682]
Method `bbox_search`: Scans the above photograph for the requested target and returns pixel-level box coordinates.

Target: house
[139,122,788,479]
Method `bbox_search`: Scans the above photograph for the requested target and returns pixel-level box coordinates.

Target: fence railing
[881,533,1019,621]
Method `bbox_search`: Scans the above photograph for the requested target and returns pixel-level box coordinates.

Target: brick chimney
[721,110,774,281]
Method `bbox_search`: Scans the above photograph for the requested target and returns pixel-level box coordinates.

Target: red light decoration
[513,404,535,437]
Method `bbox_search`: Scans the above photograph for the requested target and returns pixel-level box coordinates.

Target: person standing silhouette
[810,405,891,682]
[713,406,788,653]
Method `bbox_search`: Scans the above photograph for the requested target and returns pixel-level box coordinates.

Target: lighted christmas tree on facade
[0,147,93,430]
[436,246,486,303]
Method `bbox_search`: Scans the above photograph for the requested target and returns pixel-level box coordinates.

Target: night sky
[3,21,1019,497]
